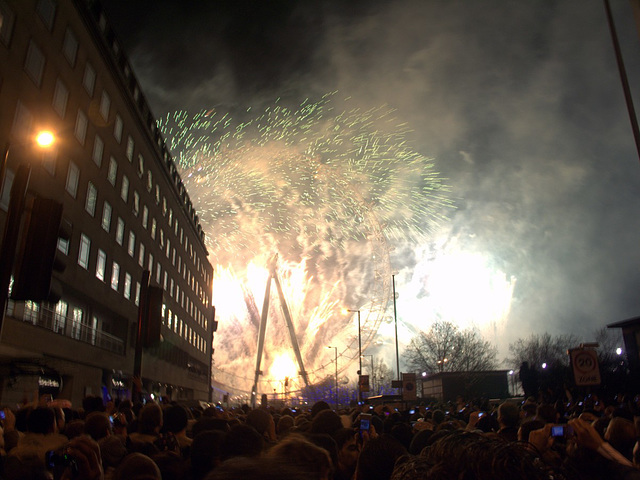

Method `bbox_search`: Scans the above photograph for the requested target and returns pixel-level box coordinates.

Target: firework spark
[158,93,450,397]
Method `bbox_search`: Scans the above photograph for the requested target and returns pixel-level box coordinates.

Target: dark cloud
[102,0,640,365]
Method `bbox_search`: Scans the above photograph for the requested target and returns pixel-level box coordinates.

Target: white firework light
[158,93,450,399]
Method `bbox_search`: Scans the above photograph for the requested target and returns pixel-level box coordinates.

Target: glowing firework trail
[158,93,450,396]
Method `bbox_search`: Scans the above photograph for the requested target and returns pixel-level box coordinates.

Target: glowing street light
[35,131,55,148]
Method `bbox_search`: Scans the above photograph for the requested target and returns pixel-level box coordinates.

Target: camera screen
[360,419,370,431]
[551,426,564,437]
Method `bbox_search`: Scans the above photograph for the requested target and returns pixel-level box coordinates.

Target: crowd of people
[1,390,640,479]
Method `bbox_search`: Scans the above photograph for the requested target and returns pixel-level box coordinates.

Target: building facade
[0,0,215,406]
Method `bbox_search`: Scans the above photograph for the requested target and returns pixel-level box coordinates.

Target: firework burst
[158,93,450,397]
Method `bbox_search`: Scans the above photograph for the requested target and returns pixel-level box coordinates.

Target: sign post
[570,348,601,386]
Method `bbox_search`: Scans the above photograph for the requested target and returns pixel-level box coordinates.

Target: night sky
[101,0,640,377]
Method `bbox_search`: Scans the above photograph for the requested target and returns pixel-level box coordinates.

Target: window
[96,249,106,281]
[135,282,141,306]
[92,135,103,167]
[113,114,123,143]
[137,154,144,177]
[126,136,134,161]
[155,185,160,204]
[54,301,67,334]
[85,182,97,216]
[83,63,96,96]
[124,273,132,300]
[78,234,90,269]
[107,157,117,185]
[24,40,45,86]
[146,171,152,192]
[138,243,145,267]
[57,235,69,255]
[65,161,79,198]
[98,13,106,31]
[74,110,87,144]
[151,219,156,239]
[62,28,78,66]
[0,1,16,45]
[142,206,149,229]
[52,78,68,118]
[156,263,161,284]
[120,175,129,202]
[110,262,119,291]
[115,218,124,245]
[133,191,140,216]
[12,101,32,138]
[99,90,110,121]
[101,201,112,232]
[127,231,135,257]
[36,0,56,29]
[71,307,83,340]
[1,169,14,211]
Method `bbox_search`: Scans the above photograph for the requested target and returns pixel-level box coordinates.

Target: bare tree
[505,333,581,372]
[593,327,623,367]
[404,320,497,374]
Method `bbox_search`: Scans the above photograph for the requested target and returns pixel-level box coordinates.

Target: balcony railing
[11,301,125,355]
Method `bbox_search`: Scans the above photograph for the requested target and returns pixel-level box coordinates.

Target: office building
[0,0,215,406]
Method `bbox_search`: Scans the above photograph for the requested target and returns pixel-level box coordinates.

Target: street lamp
[0,130,56,338]
[327,346,338,409]
[343,308,362,400]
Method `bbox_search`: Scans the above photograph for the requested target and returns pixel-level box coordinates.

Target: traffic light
[11,197,70,303]
[143,285,163,348]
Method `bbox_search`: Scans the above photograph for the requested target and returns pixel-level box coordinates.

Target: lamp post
[0,131,56,338]
[362,354,373,393]
[344,308,362,400]
[508,370,515,396]
[327,346,338,409]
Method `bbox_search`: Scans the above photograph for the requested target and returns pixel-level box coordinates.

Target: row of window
[1,0,213,352]
[20,298,209,355]
[17,0,211,286]
[6,96,211,334]
[74,228,209,338]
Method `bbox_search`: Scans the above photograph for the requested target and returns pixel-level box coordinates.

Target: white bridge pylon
[251,254,310,408]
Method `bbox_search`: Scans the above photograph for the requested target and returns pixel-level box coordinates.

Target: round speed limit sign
[570,349,601,386]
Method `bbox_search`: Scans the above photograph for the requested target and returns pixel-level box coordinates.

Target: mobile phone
[551,425,572,438]
[478,412,484,418]
[409,409,415,415]
[108,415,114,424]
[0,410,5,420]
[359,414,371,438]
